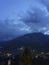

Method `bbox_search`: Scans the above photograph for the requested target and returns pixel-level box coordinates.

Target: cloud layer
[20,0,49,34]
[0,0,49,40]
[0,18,32,41]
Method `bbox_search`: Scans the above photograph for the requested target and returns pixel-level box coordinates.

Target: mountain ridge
[0,32,49,51]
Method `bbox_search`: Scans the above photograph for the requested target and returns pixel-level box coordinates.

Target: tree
[19,48,32,65]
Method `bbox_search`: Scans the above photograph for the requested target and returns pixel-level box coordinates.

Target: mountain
[0,32,49,52]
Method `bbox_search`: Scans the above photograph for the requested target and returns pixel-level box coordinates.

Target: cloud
[40,0,49,11]
[0,18,32,41]
[20,0,49,34]
[1,0,49,40]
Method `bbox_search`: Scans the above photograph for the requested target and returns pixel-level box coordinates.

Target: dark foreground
[0,48,49,65]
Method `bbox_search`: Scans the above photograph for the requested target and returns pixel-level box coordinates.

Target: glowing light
[6,53,12,57]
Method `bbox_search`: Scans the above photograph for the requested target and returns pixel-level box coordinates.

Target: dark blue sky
[0,0,49,40]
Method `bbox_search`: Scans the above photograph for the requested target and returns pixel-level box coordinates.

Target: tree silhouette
[19,48,32,65]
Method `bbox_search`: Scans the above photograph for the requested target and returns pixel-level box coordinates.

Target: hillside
[0,32,49,52]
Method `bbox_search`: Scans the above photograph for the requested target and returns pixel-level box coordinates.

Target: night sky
[0,0,49,40]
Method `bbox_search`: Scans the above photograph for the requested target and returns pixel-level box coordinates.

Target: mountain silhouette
[0,32,49,52]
